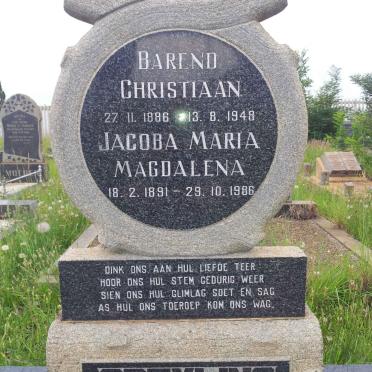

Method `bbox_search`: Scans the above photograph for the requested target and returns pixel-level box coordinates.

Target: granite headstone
[0,94,46,181]
[1,94,42,161]
[47,1,323,371]
[51,3,307,257]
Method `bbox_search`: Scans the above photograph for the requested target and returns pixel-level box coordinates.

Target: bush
[328,111,347,150]
[348,113,372,179]
[308,66,342,140]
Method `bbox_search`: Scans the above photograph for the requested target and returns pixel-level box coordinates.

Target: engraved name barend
[138,50,218,70]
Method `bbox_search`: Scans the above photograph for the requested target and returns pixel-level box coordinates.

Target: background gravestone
[1,94,42,161]
[320,152,363,177]
[315,151,364,185]
[0,94,46,181]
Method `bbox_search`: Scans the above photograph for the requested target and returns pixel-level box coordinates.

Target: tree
[0,82,5,110]
[316,66,342,107]
[346,73,372,178]
[308,66,343,139]
[296,50,313,102]
[329,111,347,150]
[350,73,372,113]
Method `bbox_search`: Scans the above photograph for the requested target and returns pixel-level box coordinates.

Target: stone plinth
[47,229,322,371]
[47,307,323,372]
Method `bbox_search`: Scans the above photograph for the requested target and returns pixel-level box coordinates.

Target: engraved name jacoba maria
[97,50,261,179]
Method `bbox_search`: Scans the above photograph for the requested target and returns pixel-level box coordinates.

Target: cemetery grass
[307,257,372,364]
[293,140,372,248]
[264,219,372,364]
[0,157,370,366]
[0,159,89,366]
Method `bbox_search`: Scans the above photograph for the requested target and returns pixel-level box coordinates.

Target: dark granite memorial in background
[0,94,47,182]
[47,1,323,371]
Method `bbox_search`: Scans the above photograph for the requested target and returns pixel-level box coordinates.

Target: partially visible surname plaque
[82,361,290,372]
[81,30,277,230]
[59,256,306,321]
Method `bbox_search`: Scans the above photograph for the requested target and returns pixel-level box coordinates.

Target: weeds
[0,160,88,365]
[308,258,372,364]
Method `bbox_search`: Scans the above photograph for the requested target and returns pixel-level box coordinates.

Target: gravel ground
[263,217,357,271]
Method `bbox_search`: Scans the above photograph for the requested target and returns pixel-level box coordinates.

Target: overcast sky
[0,0,371,105]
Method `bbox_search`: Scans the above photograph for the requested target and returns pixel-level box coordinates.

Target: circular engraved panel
[81,30,277,230]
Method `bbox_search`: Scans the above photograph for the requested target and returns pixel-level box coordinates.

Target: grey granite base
[46,307,323,372]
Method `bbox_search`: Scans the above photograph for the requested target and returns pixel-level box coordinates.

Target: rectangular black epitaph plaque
[82,361,290,372]
[59,256,306,321]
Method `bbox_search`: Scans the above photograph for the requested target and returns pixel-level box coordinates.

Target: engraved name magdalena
[98,131,260,178]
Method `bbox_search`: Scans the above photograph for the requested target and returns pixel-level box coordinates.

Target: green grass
[296,141,372,363]
[0,160,89,365]
[303,139,334,169]
[308,259,372,364]
[293,180,372,247]
[293,142,372,248]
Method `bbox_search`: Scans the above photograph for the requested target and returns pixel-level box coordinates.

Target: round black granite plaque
[81,30,277,230]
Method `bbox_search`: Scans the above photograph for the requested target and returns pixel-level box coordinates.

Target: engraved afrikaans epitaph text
[59,256,306,321]
[81,30,277,230]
